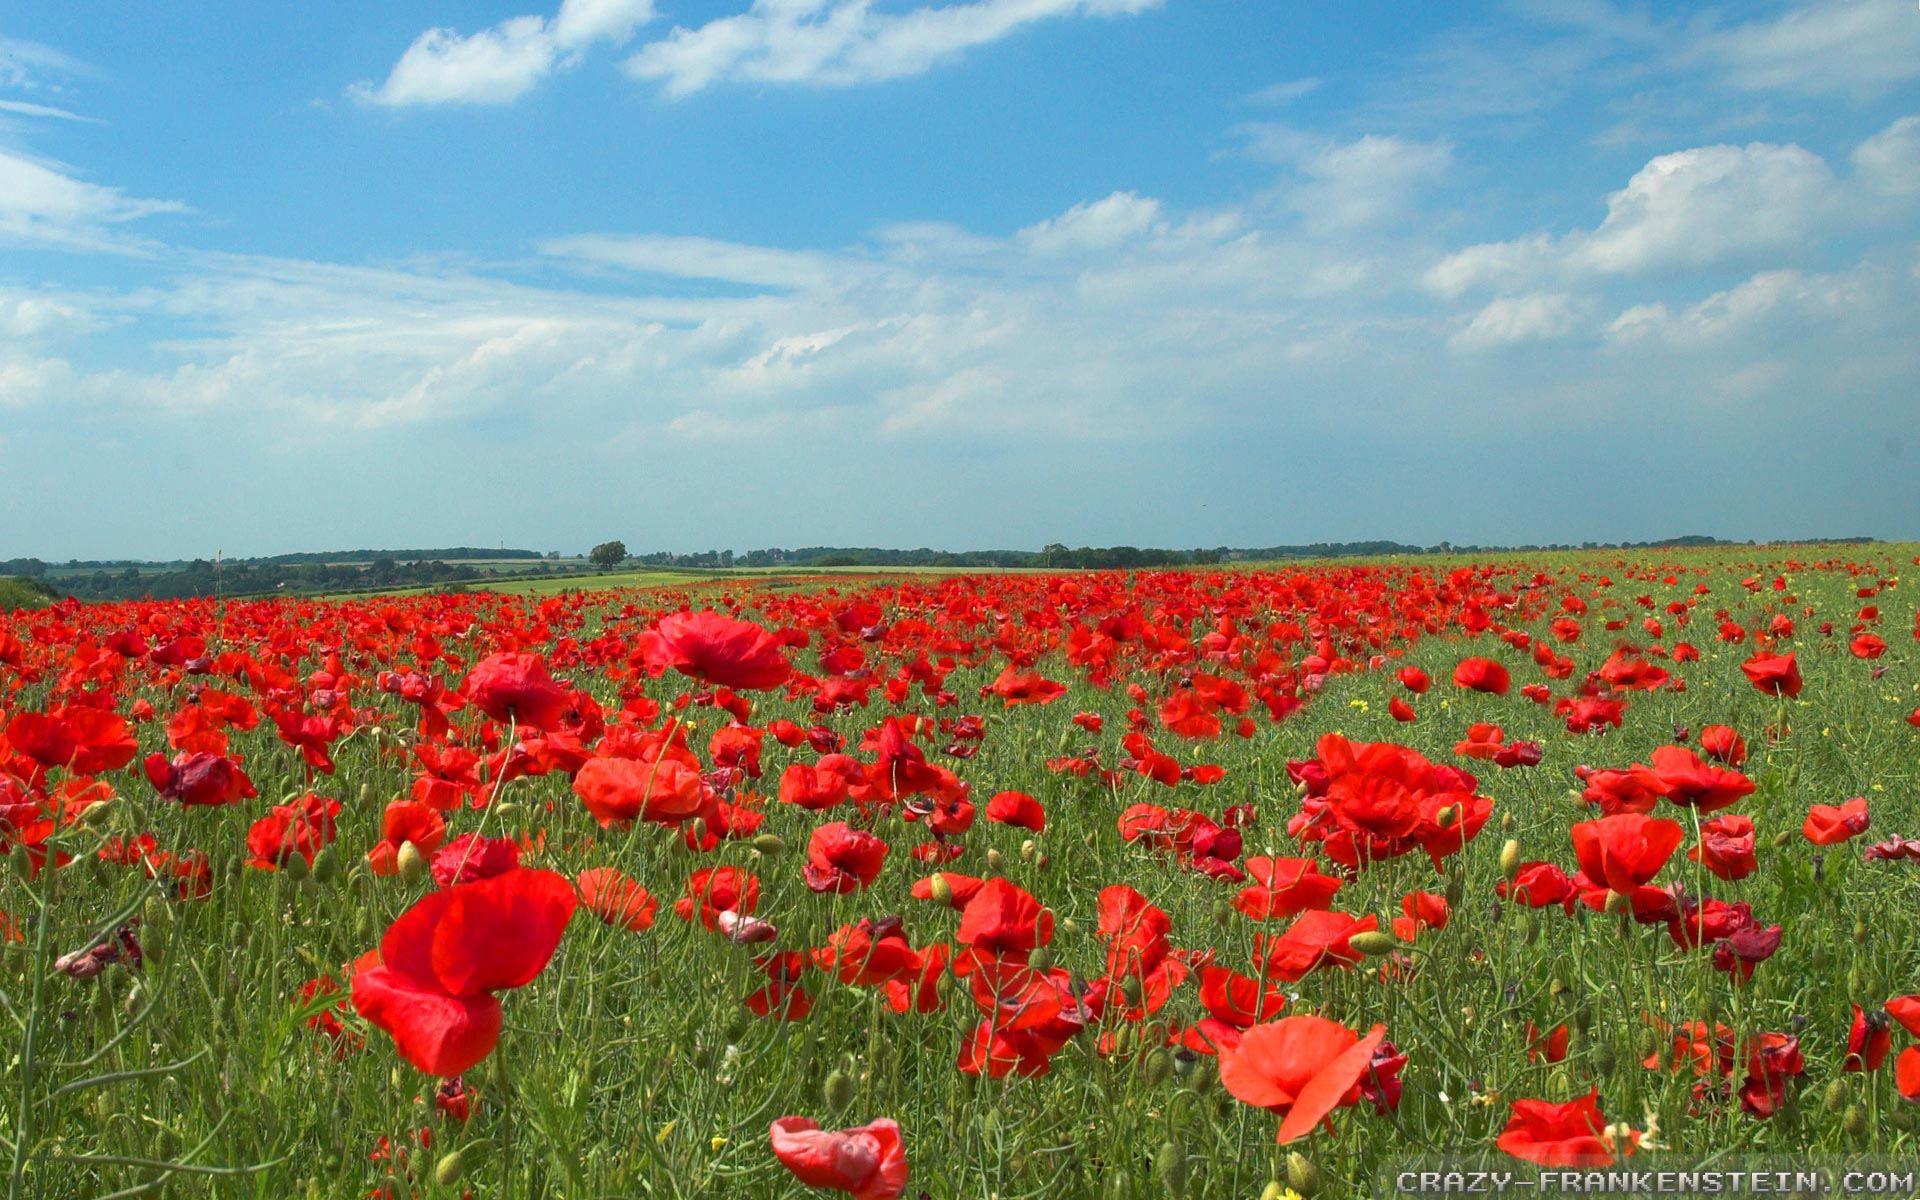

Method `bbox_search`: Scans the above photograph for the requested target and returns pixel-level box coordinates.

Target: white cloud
[353,0,657,106]
[0,37,88,93]
[1017,192,1163,255]
[538,233,866,289]
[0,148,185,250]
[0,99,100,123]
[1695,0,1920,97]
[1248,77,1321,105]
[1570,141,1836,275]
[1242,128,1452,232]
[623,0,1161,98]
[1449,292,1583,350]
[1429,117,1919,294]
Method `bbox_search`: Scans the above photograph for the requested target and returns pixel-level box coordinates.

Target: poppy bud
[1500,812,1514,832]
[1499,839,1520,880]
[76,799,112,826]
[494,801,522,824]
[1028,947,1052,974]
[1260,1184,1288,1200]
[1844,1104,1867,1138]
[1187,1059,1215,1095]
[282,852,310,881]
[396,841,427,882]
[1435,803,1459,830]
[751,833,785,855]
[1443,874,1464,907]
[1288,1151,1323,1197]
[1603,889,1630,915]
[1020,838,1036,861]
[1061,917,1080,936]
[927,874,953,904]
[1548,976,1567,998]
[1154,1141,1186,1197]
[1035,852,1050,871]
[1349,931,1402,957]
[1848,966,1867,994]
[10,844,32,877]
[1592,1043,1617,1073]
[434,1139,492,1187]
[1141,1047,1172,1086]
[823,1069,855,1111]
[309,846,340,884]
[1573,1004,1592,1033]
[1523,913,1541,944]
[1822,1078,1847,1112]
[1770,830,1792,849]
[986,848,1005,873]
[1853,920,1867,944]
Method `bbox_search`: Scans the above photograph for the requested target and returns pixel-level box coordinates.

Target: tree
[589,540,628,569]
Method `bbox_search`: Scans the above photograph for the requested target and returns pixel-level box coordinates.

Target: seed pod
[1287,1151,1324,1197]
[823,1069,855,1111]
[751,833,786,855]
[1499,839,1521,881]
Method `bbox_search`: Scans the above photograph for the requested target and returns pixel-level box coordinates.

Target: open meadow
[3,546,1919,1198]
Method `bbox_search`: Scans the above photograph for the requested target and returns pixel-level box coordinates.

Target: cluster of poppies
[3,549,1918,1196]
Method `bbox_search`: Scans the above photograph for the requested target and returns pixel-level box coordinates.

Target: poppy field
[3,548,1919,1199]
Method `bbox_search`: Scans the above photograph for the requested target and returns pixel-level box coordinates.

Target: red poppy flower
[768,1116,907,1200]
[1220,1015,1388,1142]
[7,706,138,776]
[1571,813,1683,893]
[1452,658,1511,695]
[1740,652,1802,698]
[1803,797,1869,845]
[1496,1089,1637,1166]
[573,753,712,828]
[576,868,657,931]
[803,821,890,893]
[984,791,1046,832]
[351,868,576,1076]
[638,610,792,691]
[464,653,572,729]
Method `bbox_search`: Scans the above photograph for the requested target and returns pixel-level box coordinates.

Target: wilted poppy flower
[768,1116,907,1200]
[144,751,256,807]
[351,868,576,1076]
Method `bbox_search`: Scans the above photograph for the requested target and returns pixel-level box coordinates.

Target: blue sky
[2,0,1917,559]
